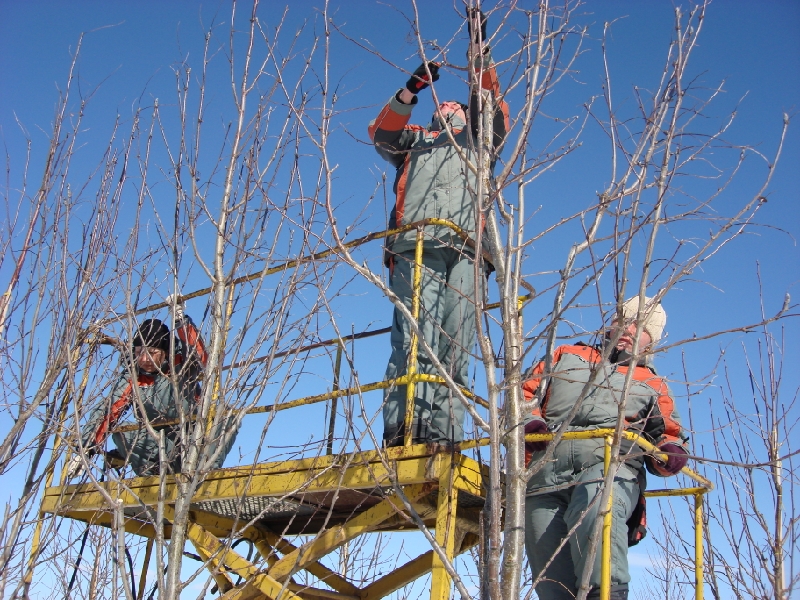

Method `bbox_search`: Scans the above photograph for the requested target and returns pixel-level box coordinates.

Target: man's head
[430,101,467,132]
[608,296,666,354]
[132,318,171,373]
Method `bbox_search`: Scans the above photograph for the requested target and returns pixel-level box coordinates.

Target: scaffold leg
[184,518,302,600]
[192,536,235,593]
[268,484,430,583]
[430,455,458,600]
[252,527,360,596]
[695,493,704,600]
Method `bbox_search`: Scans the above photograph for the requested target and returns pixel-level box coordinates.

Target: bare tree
[647,300,798,600]
[327,1,794,599]
[0,1,795,599]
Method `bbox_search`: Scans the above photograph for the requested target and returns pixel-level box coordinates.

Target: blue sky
[1,0,798,597]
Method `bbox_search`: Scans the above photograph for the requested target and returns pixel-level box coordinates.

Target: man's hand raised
[405,61,440,95]
[467,8,488,44]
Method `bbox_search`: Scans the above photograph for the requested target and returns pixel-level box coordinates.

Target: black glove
[467,8,488,44]
[405,62,440,94]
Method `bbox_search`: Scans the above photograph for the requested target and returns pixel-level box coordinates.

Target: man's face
[135,345,165,372]
[609,320,652,353]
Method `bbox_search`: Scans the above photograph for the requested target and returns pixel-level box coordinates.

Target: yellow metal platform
[42,444,486,599]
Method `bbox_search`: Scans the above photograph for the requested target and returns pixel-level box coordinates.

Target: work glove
[64,454,85,480]
[524,419,549,454]
[165,292,186,324]
[646,442,688,476]
[467,7,488,44]
[405,62,440,94]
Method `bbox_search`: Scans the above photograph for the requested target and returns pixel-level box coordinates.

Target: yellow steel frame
[39,220,710,599]
[43,446,484,599]
[521,429,713,600]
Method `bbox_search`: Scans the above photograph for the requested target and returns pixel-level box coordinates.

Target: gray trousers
[114,412,238,476]
[382,248,476,444]
[525,463,639,599]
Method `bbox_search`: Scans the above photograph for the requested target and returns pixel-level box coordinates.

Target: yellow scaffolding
[37,221,712,599]
[45,445,484,600]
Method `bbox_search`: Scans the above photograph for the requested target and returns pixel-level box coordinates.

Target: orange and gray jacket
[81,315,208,456]
[522,343,689,494]
[368,50,509,261]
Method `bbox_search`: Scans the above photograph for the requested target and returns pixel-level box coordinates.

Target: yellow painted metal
[645,487,709,498]
[360,551,433,600]
[111,373,489,435]
[430,455,458,600]
[600,435,613,600]
[404,228,426,447]
[182,516,302,600]
[45,456,437,514]
[252,530,360,597]
[695,493,704,600]
[268,483,430,582]
[51,458,481,598]
[128,219,470,319]
[484,294,533,312]
[57,509,171,540]
[224,583,359,600]
[253,538,279,568]
[621,431,714,490]
[192,537,235,594]
[220,584,269,600]
[44,426,712,599]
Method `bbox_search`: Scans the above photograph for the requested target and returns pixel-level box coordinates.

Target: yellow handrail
[512,428,711,600]
[70,219,708,598]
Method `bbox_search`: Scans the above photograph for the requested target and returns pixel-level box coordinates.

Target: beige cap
[620,296,667,343]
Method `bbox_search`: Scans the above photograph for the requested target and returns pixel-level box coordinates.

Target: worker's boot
[586,583,628,600]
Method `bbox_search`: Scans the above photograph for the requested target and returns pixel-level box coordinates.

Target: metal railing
[57,219,709,600]
[107,220,531,454]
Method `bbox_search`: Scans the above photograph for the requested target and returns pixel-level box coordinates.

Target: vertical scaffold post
[403,227,425,446]
[327,340,344,455]
[695,492,704,600]
[430,454,458,600]
[600,435,614,600]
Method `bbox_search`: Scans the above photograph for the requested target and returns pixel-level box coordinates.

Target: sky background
[1,0,798,598]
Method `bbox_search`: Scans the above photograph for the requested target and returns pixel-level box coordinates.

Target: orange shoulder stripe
[629,366,682,441]
[368,104,411,141]
[93,380,134,446]
[395,153,412,226]
[522,345,598,417]
[176,321,207,367]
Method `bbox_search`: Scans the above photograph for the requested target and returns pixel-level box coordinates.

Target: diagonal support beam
[185,520,302,600]
[359,526,481,599]
[191,538,235,594]
[268,484,431,583]
[161,505,301,600]
[252,526,360,596]
[360,551,434,600]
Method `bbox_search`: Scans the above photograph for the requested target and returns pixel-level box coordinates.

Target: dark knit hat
[132,319,171,353]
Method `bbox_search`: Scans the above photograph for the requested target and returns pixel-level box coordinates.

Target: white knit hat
[620,296,667,343]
